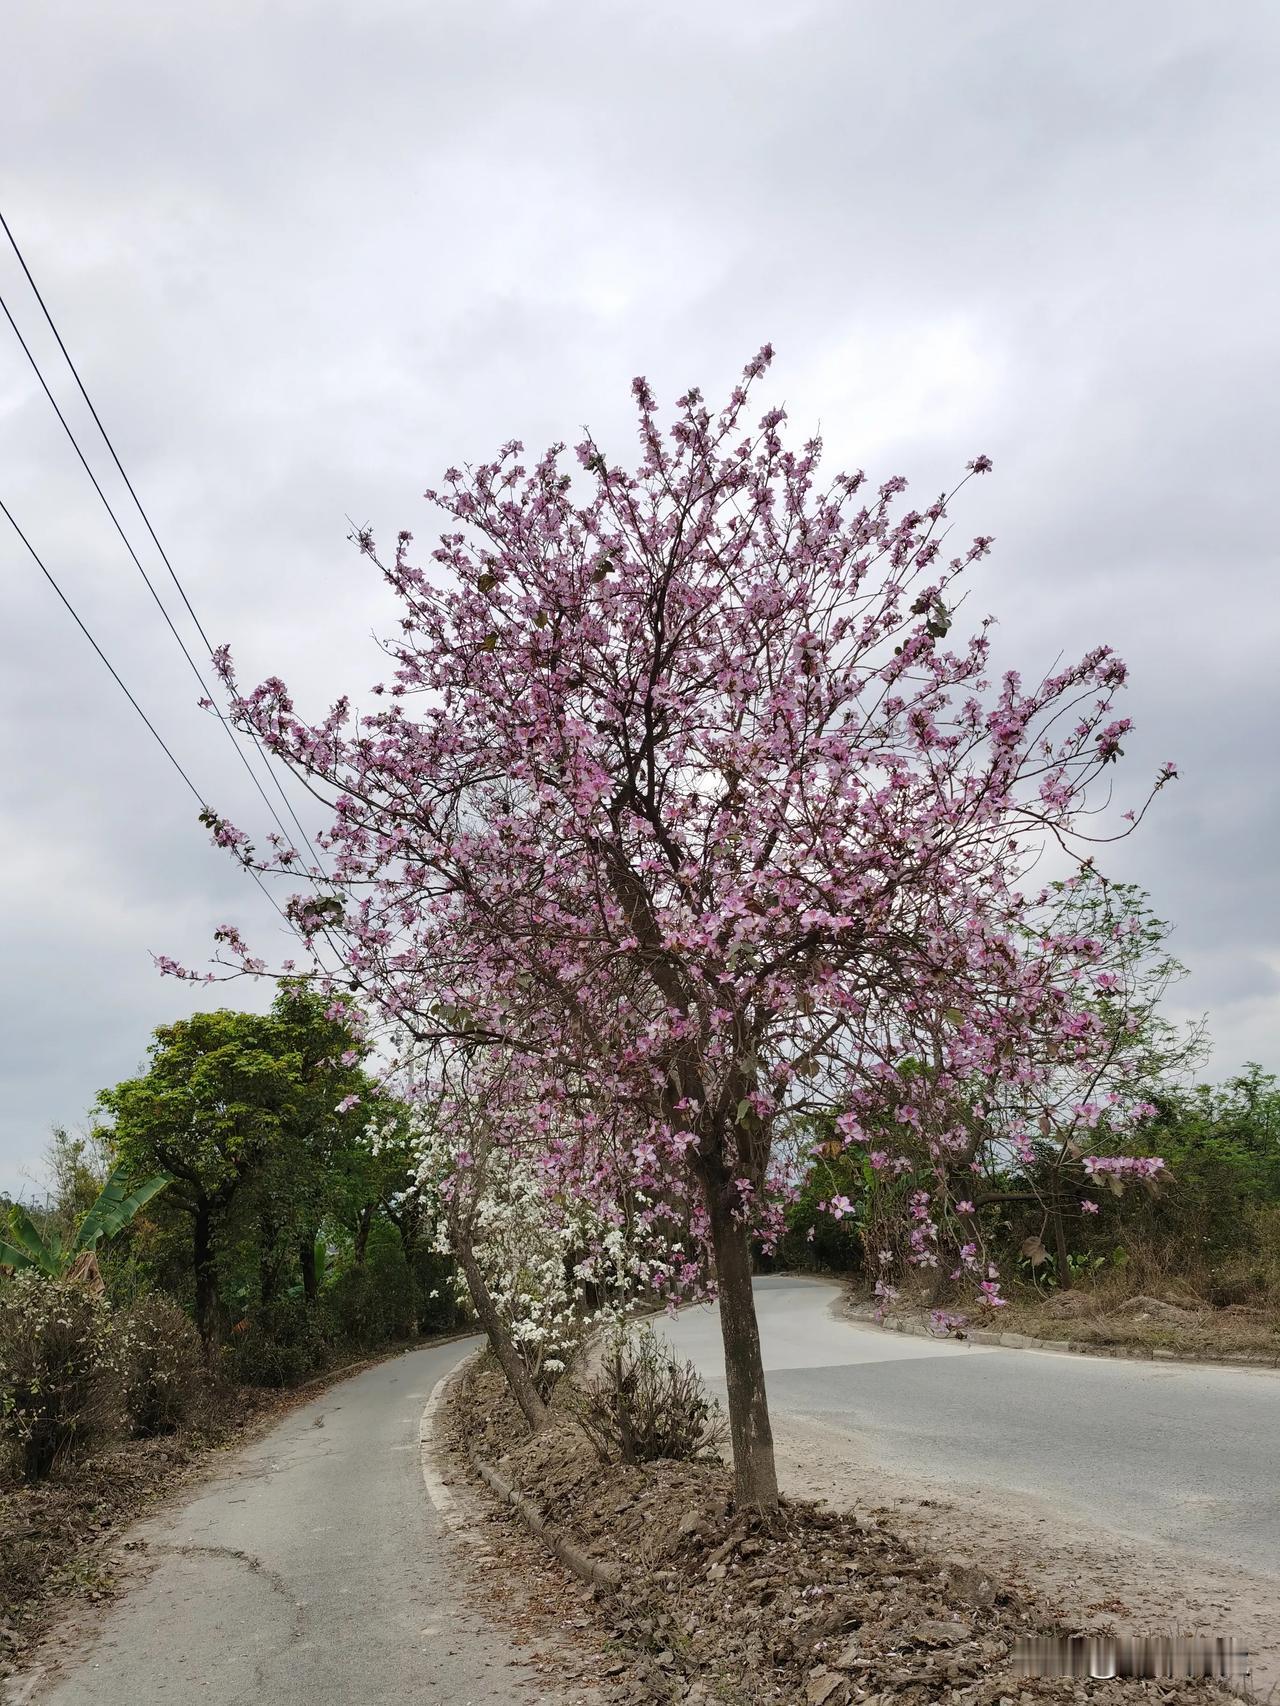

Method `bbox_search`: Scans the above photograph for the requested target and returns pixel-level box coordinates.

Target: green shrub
[0,1273,123,1480]
[327,1253,417,1350]
[226,1296,330,1388]
[121,1294,204,1436]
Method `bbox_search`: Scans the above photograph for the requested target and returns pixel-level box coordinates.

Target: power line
[1,495,204,807]
[0,209,358,987]
[0,206,327,873]
[1,207,217,654]
[5,496,353,985]
[0,285,326,873]
[0,494,294,932]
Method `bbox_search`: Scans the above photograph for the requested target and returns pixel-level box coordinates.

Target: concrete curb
[846,1303,1280,1371]
[419,1345,482,1525]
[418,1342,623,1593]
[468,1453,622,1593]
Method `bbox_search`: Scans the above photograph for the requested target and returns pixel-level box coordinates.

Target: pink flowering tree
[197,348,1173,1509]
[833,870,1200,1311]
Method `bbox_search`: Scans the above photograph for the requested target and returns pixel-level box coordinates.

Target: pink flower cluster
[1082,1155,1165,1179]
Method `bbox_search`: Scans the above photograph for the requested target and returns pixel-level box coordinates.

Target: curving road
[657,1274,1280,1578]
[8,1338,549,1706]
[12,1286,1276,1702]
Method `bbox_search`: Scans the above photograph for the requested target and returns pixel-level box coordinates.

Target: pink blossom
[192,349,1169,1495]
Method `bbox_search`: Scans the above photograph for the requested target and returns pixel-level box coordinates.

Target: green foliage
[95,990,377,1343]
[324,1224,414,1347]
[20,992,463,1400]
[225,1296,332,1388]
[409,1248,468,1334]
[120,1294,205,1438]
[78,1167,172,1255]
[777,1156,866,1273]
[1147,1067,1280,1243]
[0,1164,169,1280]
[0,1274,123,1481]
[326,1264,408,1349]
[781,1049,1280,1313]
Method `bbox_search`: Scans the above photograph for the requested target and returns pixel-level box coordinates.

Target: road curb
[846,1303,1280,1371]
[418,1344,482,1526]
[468,1454,622,1593]
[418,1344,623,1594]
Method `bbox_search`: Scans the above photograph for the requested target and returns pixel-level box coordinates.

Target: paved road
[657,1274,1280,1579]
[12,1338,545,1706]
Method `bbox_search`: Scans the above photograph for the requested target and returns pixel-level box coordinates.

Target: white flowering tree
[413,1045,669,1430]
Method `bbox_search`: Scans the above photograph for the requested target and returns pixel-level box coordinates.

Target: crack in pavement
[146,1542,307,1643]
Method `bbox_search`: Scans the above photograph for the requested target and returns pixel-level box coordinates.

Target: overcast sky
[1,1,1276,1197]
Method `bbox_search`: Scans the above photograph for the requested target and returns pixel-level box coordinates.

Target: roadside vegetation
[0,984,467,1669]
[782,1058,1280,1358]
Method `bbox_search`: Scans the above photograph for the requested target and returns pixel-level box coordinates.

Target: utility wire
[0,285,328,877]
[1,208,217,648]
[0,494,296,934]
[0,206,327,874]
[0,209,356,986]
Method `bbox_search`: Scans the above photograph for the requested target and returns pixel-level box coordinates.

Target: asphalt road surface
[657,1273,1280,1579]
[13,1337,545,1706]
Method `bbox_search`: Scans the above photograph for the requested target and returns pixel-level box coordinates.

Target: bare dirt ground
[443,1364,1248,1706]
[771,1411,1278,1704]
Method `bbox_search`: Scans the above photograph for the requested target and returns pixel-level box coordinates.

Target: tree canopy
[192,349,1175,1506]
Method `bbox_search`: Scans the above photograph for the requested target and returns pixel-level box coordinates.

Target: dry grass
[871,1215,1280,1360]
[995,1289,1280,1358]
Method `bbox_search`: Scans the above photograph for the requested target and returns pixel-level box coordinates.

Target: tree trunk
[455,1236,549,1434]
[300,1234,319,1304]
[354,1204,373,1267]
[705,1180,779,1513]
[193,1202,221,1349]
[1052,1207,1073,1290]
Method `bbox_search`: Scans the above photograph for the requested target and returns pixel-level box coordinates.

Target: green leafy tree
[96,990,370,1344]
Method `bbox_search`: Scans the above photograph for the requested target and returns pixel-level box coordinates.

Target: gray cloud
[2,0,1277,1192]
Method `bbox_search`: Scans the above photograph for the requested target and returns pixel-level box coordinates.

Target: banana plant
[0,1163,170,1280]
